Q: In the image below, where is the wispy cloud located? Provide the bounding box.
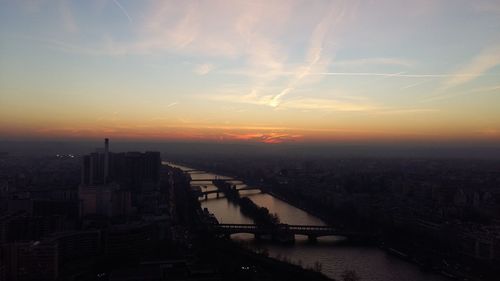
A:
[264,1,348,108]
[36,0,359,111]
[209,87,440,115]
[441,46,500,89]
[374,108,439,115]
[209,90,377,112]
[269,88,293,108]
[334,57,415,67]
[280,97,377,112]
[421,83,500,103]
[222,70,500,79]
[223,132,303,144]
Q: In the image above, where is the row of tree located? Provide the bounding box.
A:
[213,180,280,226]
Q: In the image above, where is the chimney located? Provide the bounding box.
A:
[104,138,109,183]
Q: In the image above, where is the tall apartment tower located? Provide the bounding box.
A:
[104,138,109,184]
[81,138,109,185]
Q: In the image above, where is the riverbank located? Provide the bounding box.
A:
[195,234,335,281]
[168,164,335,281]
[170,162,455,281]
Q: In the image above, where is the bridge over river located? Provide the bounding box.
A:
[191,178,262,199]
[211,223,371,243]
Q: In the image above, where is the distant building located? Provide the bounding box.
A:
[78,183,132,217]
[0,230,101,281]
[7,198,78,218]
[1,241,59,281]
[104,222,157,258]
[0,212,65,243]
[78,139,161,217]
[81,139,161,187]
[49,230,101,268]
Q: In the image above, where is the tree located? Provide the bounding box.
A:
[341,269,360,281]
[313,261,323,272]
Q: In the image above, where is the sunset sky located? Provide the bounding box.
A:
[1,0,500,144]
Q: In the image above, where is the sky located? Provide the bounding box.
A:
[1,0,500,144]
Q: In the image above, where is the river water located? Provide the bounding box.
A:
[168,163,449,281]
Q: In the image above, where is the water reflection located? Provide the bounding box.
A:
[166,163,449,281]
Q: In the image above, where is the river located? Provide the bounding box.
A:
[167,163,450,281]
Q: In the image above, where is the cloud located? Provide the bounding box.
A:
[269,88,293,107]
[373,108,438,115]
[38,0,358,110]
[222,69,500,79]
[270,1,348,107]
[441,46,500,89]
[209,89,275,107]
[223,132,302,144]
[280,97,377,112]
[422,83,500,102]
[210,90,377,112]
[194,63,214,75]
[210,87,440,115]
[167,102,179,108]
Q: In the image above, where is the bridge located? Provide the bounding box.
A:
[211,223,369,242]
[190,178,241,182]
[187,171,208,174]
[190,178,258,199]
[190,178,220,182]
[198,186,262,199]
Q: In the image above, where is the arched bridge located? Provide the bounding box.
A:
[199,186,261,198]
[191,178,262,199]
[211,223,369,242]
[190,178,242,182]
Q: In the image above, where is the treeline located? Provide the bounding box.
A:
[239,197,280,226]
[213,180,280,226]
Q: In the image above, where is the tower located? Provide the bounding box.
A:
[104,138,109,184]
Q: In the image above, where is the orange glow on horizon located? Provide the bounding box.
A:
[2,121,500,144]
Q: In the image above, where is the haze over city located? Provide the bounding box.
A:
[2,2,500,281]
[1,0,500,144]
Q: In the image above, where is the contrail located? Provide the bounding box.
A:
[113,0,132,23]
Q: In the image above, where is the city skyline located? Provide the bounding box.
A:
[1,0,500,144]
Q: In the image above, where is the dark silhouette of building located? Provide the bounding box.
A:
[79,139,161,217]
[0,230,101,281]
[81,139,161,188]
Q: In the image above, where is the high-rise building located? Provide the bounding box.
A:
[0,230,101,281]
[79,139,161,217]
[80,139,161,187]
[1,241,59,281]
[78,183,132,217]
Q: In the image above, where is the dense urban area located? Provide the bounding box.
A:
[1,140,499,281]
[0,140,332,281]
